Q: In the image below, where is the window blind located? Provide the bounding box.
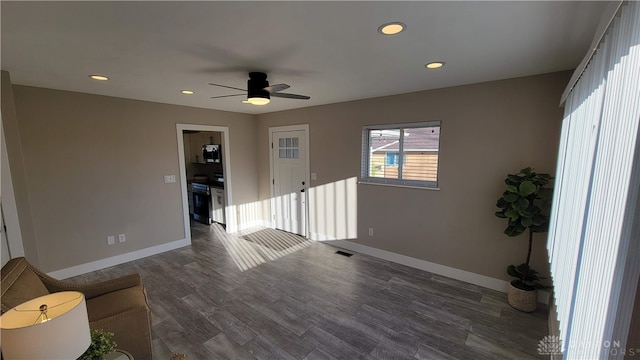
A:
[548,1,640,358]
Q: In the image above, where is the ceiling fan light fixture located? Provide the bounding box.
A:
[246,73,271,105]
[180,90,195,95]
[211,71,309,105]
[246,97,270,106]
[378,22,406,35]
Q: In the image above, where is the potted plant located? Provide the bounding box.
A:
[79,329,117,360]
[495,167,553,312]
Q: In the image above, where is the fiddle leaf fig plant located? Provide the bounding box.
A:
[495,167,553,290]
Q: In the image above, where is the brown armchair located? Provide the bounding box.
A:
[1,257,152,360]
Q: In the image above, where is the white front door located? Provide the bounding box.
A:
[271,127,308,237]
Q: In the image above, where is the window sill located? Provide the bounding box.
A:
[358,180,440,191]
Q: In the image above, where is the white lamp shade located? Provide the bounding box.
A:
[1,291,91,359]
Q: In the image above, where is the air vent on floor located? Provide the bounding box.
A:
[335,250,353,257]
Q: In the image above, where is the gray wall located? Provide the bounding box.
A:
[7,84,258,272]
[257,71,569,281]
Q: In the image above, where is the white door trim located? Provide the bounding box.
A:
[176,124,234,241]
[268,124,310,238]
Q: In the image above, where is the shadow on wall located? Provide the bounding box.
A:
[219,177,358,271]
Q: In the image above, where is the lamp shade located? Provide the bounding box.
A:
[1,291,91,359]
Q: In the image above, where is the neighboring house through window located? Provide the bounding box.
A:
[361,121,441,189]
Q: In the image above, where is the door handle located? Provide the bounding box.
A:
[301,188,305,193]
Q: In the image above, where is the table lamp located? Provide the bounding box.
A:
[0,291,91,359]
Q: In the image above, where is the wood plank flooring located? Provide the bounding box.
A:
[68,222,549,359]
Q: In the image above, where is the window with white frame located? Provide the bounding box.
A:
[361,122,441,188]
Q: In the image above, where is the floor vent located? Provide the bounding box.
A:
[335,250,353,257]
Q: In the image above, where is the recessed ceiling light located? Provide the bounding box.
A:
[378,22,406,35]
[180,90,195,95]
[89,75,109,81]
[425,62,445,69]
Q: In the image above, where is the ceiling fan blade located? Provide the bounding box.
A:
[270,92,310,100]
[264,84,290,93]
[210,93,245,99]
[209,83,247,92]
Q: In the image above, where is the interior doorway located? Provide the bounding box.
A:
[176,124,233,244]
[269,125,310,238]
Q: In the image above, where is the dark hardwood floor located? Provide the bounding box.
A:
[68,222,548,359]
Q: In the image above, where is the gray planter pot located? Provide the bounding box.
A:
[507,280,537,312]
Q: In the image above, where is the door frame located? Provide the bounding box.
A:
[268,124,310,238]
[176,124,234,242]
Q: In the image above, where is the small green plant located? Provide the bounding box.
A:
[495,167,553,291]
[79,329,117,360]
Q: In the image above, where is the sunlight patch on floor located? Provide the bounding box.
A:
[212,225,313,271]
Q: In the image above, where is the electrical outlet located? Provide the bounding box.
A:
[368,228,374,236]
[107,236,115,245]
[118,234,126,243]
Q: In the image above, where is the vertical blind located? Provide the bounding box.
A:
[548,1,640,359]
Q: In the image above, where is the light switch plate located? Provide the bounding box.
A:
[163,175,176,183]
[107,236,115,245]
[118,234,126,243]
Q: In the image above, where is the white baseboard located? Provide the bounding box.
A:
[310,231,338,241]
[47,238,191,279]
[326,238,549,305]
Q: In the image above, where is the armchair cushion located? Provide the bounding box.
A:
[86,284,148,321]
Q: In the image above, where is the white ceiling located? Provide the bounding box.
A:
[1,1,608,115]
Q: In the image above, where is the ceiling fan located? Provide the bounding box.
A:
[209,72,310,106]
